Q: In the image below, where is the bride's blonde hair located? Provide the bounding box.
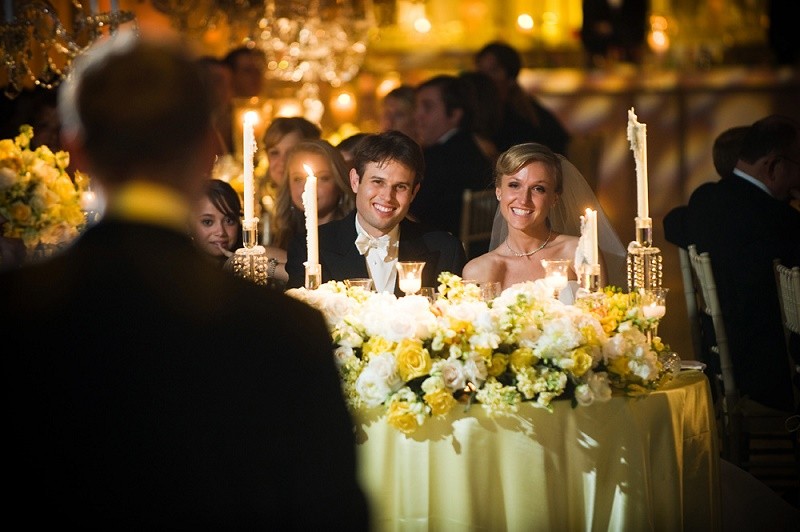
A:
[494,143,563,194]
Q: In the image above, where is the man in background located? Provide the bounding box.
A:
[224,45,266,99]
[685,115,800,412]
[410,75,493,239]
[1,33,368,528]
[475,41,570,156]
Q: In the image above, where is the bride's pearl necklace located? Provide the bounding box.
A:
[505,229,553,257]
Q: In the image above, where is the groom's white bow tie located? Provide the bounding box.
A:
[355,233,390,258]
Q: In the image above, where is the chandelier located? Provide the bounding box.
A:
[1,0,135,98]
[153,0,375,87]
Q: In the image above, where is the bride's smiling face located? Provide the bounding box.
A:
[496,161,559,231]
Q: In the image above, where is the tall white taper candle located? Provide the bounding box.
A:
[627,108,649,219]
[585,208,598,266]
[242,111,257,225]
[302,164,319,265]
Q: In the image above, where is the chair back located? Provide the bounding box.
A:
[688,244,745,463]
[459,189,497,257]
[687,245,738,402]
[678,247,704,361]
[775,261,800,336]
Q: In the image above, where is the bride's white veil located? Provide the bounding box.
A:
[489,154,628,288]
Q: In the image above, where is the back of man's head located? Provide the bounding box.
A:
[712,125,748,178]
[352,130,425,186]
[738,115,799,165]
[59,33,214,188]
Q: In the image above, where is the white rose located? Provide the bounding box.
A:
[440,359,466,391]
[355,365,393,407]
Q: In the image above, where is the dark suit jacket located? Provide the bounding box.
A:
[286,211,466,292]
[0,220,368,529]
[686,176,800,410]
[409,129,493,237]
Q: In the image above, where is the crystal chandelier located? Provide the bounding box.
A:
[153,0,375,121]
[1,0,135,98]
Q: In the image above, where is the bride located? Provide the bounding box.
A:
[463,143,626,295]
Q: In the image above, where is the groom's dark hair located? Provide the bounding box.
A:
[351,130,425,186]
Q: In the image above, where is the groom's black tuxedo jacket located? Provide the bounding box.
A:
[286,211,466,293]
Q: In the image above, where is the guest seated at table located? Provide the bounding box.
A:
[684,114,800,411]
[664,125,749,249]
[190,179,242,266]
[286,130,467,292]
[266,139,355,286]
[0,34,368,528]
[336,132,369,170]
[263,116,321,192]
[464,143,627,294]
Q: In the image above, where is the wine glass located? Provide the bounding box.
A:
[541,259,571,297]
[396,261,425,296]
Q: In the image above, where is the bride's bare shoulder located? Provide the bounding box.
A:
[549,233,579,253]
[463,249,506,280]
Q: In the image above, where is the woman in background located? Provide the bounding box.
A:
[265,139,355,285]
[190,179,242,266]
[263,117,321,190]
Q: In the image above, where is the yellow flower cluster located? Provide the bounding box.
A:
[0,125,87,250]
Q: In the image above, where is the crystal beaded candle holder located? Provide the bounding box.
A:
[224,219,269,286]
[626,243,662,292]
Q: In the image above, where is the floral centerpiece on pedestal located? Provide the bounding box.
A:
[287,273,673,434]
[0,125,88,255]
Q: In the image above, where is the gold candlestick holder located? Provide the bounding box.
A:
[578,263,601,293]
[627,217,662,292]
[225,219,270,286]
[304,263,322,290]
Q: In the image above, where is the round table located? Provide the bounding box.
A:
[355,370,720,531]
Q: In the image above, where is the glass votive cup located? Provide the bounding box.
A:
[541,259,571,294]
[344,278,374,291]
[418,287,437,303]
[396,261,425,296]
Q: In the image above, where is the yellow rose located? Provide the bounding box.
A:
[386,401,419,434]
[509,347,537,371]
[608,356,630,376]
[424,389,456,416]
[362,335,395,360]
[9,202,32,223]
[395,338,432,381]
[570,347,593,377]
[487,353,509,377]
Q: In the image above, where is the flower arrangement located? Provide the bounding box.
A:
[0,125,88,251]
[287,273,674,434]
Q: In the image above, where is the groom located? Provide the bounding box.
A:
[286,131,466,292]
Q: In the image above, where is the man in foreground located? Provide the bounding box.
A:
[0,33,368,528]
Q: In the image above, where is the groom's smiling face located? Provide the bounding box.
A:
[350,160,419,237]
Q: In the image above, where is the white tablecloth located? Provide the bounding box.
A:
[355,370,720,531]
